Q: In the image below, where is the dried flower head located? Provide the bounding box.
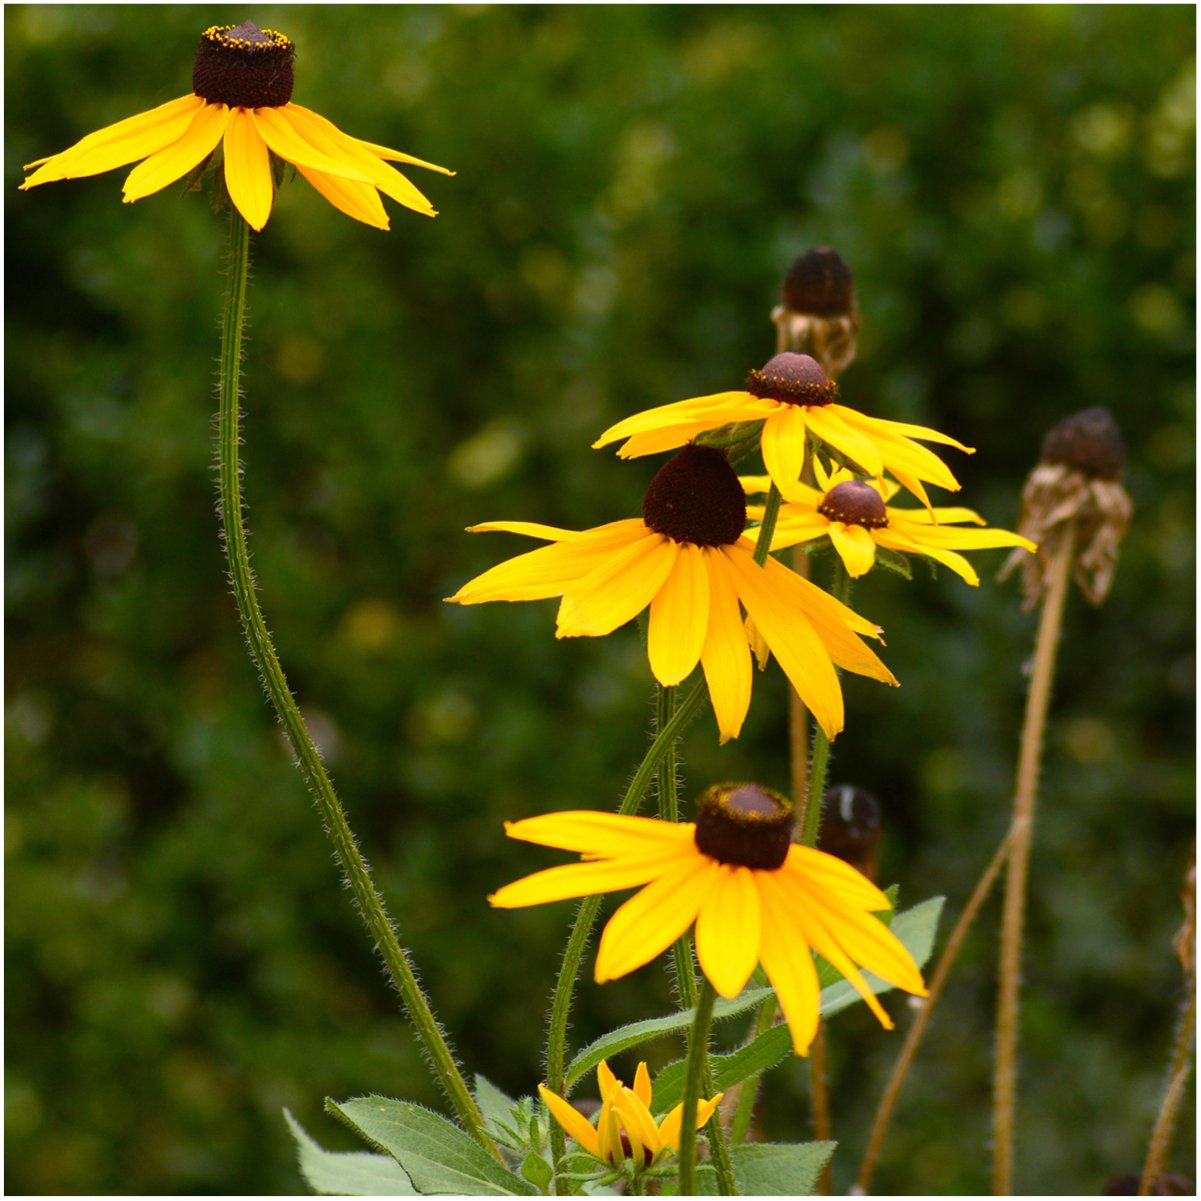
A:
[999,407,1132,608]
[771,246,862,379]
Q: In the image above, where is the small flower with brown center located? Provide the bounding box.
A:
[771,246,862,379]
[20,21,452,231]
[744,462,1035,584]
[594,352,973,513]
[446,444,897,743]
[999,406,1133,608]
[490,787,928,1055]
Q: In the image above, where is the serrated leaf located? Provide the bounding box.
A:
[327,1096,535,1196]
[284,1109,417,1196]
[474,1074,520,1138]
[820,896,944,1019]
[520,1151,553,1189]
[873,545,913,579]
[660,1162,720,1194]
[730,1141,835,1195]
[564,987,776,1090]
[652,1023,794,1112]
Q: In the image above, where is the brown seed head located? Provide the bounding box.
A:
[781,247,856,318]
[694,783,793,871]
[745,352,838,407]
[193,22,295,109]
[642,445,746,547]
[818,481,888,529]
[1039,406,1126,481]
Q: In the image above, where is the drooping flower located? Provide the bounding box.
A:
[539,1060,722,1170]
[20,22,451,231]
[744,463,1037,585]
[446,445,896,742]
[593,352,972,512]
[771,245,861,380]
[490,787,928,1055]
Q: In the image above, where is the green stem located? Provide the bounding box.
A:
[544,677,708,1187]
[216,211,495,1155]
[730,993,778,1143]
[678,980,719,1196]
[752,483,784,568]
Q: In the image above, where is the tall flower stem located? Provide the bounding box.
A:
[1138,984,1196,1195]
[992,521,1077,1194]
[216,211,494,1155]
[678,980,719,1197]
[856,827,1014,1193]
[544,677,708,1184]
[657,685,698,1009]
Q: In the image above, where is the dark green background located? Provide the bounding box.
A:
[6,5,1194,1195]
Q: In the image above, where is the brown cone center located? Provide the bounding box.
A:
[693,783,792,870]
[642,445,746,547]
[1039,406,1126,481]
[193,22,295,109]
[817,480,888,528]
[745,352,838,407]
[782,247,856,317]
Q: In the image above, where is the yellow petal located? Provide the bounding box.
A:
[760,406,811,499]
[759,509,829,553]
[293,164,390,229]
[539,1084,599,1158]
[658,1093,723,1151]
[615,421,744,460]
[633,1062,653,1109]
[785,845,893,912]
[222,108,273,231]
[598,1100,624,1165]
[21,94,205,187]
[872,415,974,453]
[719,544,844,740]
[895,506,986,527]
[489,853,686,909]
[556,534,677,638]
[740,475,772,495]
[805,405,886,478]
[356,136,454,175]
[755,871,821,1055]
[699,549,753,744]
[279,104,438,215]
[248,106,375,183]
[615,1094,662,1162]
[595,855,718,982]
[648,543,710,686]
[694,865,761,998]
[466,519,646,542]
[597,1060,621,1103]
[121,102,230,203]
[447,522,645,604]
[502,810,696,856]
[827,523,879,578]
[593,393,772,450]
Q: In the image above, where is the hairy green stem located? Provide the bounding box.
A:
[678,980,719,1196]
[216,211,494,1154]
[544,677,708,1187]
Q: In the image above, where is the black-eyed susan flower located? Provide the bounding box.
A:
[446,445,897,743]
[20,21,451,231]
[594,352,973,512]
[745,463,1037,585]
[490,786,928,1055]
[539,1060,721,1170]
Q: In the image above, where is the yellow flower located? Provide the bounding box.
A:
[19,22,451,231]
[445,445,896,743]
[538,1060,722,1169]
[745,463,1037,585]
[491,787,928,1056]
[594,351,972,512]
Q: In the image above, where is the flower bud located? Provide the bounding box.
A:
[771,247,861,380]
[815,784,882,880]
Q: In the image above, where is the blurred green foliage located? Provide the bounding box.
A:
[5,5,1194,1195]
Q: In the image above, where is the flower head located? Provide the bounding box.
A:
[593,352,973,512]
[745,462,1036,585]
[538,1060,721,1170]
[999,406,1133,609]
[446,445,897,742]
[20,21,452,231]
[490,787,928,1055]
[772,246,861,379]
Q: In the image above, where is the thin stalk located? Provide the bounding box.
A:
[729,992,778,1144]
[544,677,708,1185]
[678,980,719,1196]
[992,522,1077,1195]
[809,1025,832,1194]
[215,212,495,1153]
[856,827,1014,1193]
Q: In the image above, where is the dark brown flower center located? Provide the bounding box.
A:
[745,352,838,407]
[817,480,888,528]
[781,246,856,317]
[642,445,746,547]
[694,783,792,871]
[1039,406,1126,481]
[193,22,295,109]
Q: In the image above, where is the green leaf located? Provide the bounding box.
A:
[730,1141,836,1195]
[872,545,913,579]
[652,1023,794,1112]
[660,1163,720,1194]
[326,1096,536,1196]
[520,1151,553,1190]
[284,1109,417,1196]
[473,1074,520,1138]
[820,896,944,1019]
[564,987,775,1090]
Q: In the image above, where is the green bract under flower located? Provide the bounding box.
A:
[20,20,453,231]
